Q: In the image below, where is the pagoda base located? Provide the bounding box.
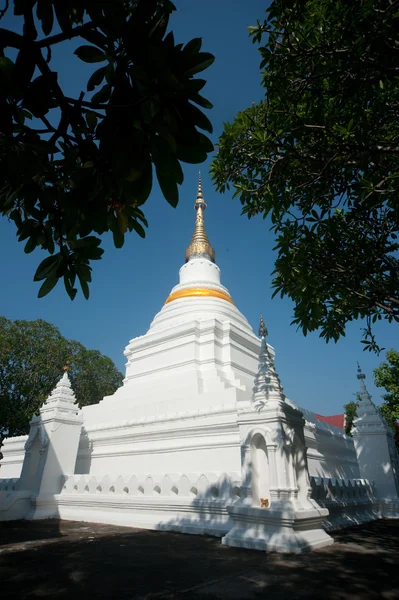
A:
[222,504,333,553]
[379,498,399,519]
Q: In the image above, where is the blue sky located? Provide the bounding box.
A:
[0,0,397,415]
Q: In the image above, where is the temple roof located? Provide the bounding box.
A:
[315,414,345,429]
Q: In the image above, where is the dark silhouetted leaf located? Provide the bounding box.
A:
[37,0,54,36]
[38,275,58,298]
[74,46,106,64]
[87,66,107,91]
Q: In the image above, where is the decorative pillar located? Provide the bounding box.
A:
[222,315,333,552]
[352,364,399,517]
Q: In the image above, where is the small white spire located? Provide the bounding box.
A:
[357,362,368,395]
[252,314,285,411]
[39,368,79,418]
[45,371,75,404]
[354,363,387,433]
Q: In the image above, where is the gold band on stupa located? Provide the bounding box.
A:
[165,176,234,306]
[185,176,216,263]
[165,288,234,305]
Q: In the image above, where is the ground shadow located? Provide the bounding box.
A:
[0,519,63,547]
[0,519,398,600]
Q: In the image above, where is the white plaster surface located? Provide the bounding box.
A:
[1,231,399,550]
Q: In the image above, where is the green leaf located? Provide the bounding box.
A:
[177,133,213,163]
[72,236,102,249]
[76,263,92,282]
[117,210,128,234]
[185,53,215,76]
[22,75,53,117]
[197,132,214,153]
[74,46,107,64]
[190,92,213,110]
[54,3,71,32]
[131,219,146,238]
[0,57,14,82]
[77,274,90,300]
[34,254,62,281]
[186,103,213,133]
[156,169,178,207]
[112,228,125,248]
[184,38,202,55]
[92,83,111,103]
[187,78,207,92]
[24,237,37,254]
[64,274,78,301]
[87,66,107,92]
[38,275,58,298]
[124,160,153,205]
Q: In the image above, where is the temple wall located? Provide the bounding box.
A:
[73,406,360,482]
[75,410,242,476]
[1,412,396,534]
[52,471,241,535]
[305,426,360,479]
[0,436,28,478]
[0,410,361,484]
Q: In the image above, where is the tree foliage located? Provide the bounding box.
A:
[0,0,214,299]
[344,398,358,436]
[212,0,399,351]
[0,316,123,437]
[374,349,399,444]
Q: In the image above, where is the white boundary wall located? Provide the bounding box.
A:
[0,412,363,486]
[0,436,27,478]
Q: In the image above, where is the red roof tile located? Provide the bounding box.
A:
[315,414,345,429]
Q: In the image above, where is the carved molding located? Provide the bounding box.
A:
[24,425,49,452]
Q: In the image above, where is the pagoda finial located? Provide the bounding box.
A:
[185,175,216,263]
[357,362,366,380]
[356,362,369,395]
[259,313,268,338]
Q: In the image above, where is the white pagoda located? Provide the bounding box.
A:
[1,178,398,552]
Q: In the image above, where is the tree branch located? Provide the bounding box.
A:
[0,0,9,22]
[64,96,107,111]
[23,3,37,41]
[36,22,95,48]
[0,28,24,49]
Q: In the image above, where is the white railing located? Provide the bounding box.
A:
[310,476,375,504]
[310,476,377,530]
[0,478,20,493]
[60,472,242,501]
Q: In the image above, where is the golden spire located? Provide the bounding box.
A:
[185,174,216,263]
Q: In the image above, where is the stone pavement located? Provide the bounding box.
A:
[1,519,398,599]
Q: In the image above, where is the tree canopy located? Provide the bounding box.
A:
[0,0,214,299]
[212,0,399,351]
[374,349,399,443]
[0,316,123,437]
[343,399,358,437]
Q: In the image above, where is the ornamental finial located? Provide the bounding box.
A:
[185,174,216,263]
[258,313,268,338]
[357,362,366,380]
[63,361,72,372]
